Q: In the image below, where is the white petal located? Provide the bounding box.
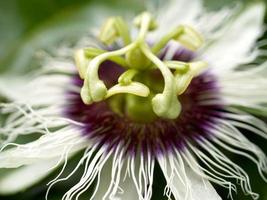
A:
[0,127,88,168]
[0,158,58,195]
[0,73,76,145]
[158,155,221,200]
[202,3,265,72]
[219,61,267,113]
[1,73,70,104]
[149,0,202,41]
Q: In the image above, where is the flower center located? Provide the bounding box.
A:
[74,12,206,123]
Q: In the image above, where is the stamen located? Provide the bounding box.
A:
[152,25,204,54]
[74,12,206,121]
[99,17,131,45]
[133,12,157,32]
[175,61,208,95]
[175,25,204,51]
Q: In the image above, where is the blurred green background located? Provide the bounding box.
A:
[0,0,267,199]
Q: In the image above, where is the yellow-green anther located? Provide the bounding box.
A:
[80,79,93,104]
[164,61,190,73]
[87,43,136,101]
[174,25,204,51]
[188,61,208,75]
[118,69,138,85]
[74,49,90,79]
[99,17,131,45]
[141,43,180,119]
[99,18,118,45]
[134,12,157,31]
[106,82,150,98]
[115,17,131,45]
[135,12,156,41]
[175,61,208,95]
[152,25,203,54]
[152,26,184,54]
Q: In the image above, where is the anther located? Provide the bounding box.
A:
[175,61,208,95]
[152,25,203,54]
[175,25,204,51]
[99,17,131,45]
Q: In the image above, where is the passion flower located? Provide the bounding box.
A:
[0,1,266,200]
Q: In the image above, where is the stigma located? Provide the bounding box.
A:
[74,12,207,121]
